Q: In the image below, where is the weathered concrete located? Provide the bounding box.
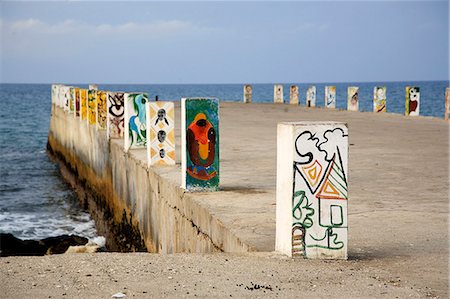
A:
[48,101,448,296]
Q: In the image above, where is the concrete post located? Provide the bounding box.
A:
[96,91,107,129]
[325,86,336,108]
[51,84,58,106]
[276,122,348,259]
[106,91,125,138]
[80,89,88,121]
[274,85,284,104]
[243,85,252,103]
[73,88,80,118]
[69,87,75,114]
[347,87,359,111]
[405,87,420,116]
[374,86,387,112]
[58,85,65,108]
[87,90,97,125]
[446,88,450,121]
[306,86,316,107]
[63,86,71,112]
[124,92,148,151]
[181,98,220,191]
[146,101,175,166]
[290,85,299,105]
[89,84,98,90]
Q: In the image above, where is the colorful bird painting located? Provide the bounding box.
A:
[186,113,217,181]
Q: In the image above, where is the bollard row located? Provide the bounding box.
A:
[242,84,450,118]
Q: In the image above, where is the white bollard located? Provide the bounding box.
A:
[276,122,348,259]
[274,84,284,104]
[290,85,299,105]
[243,85,252,103]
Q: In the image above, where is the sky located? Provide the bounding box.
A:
[0,1,449,84]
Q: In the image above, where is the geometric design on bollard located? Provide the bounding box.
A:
[446,88,450,121]
[181,98,220,192]
[373,86,386,113]
[306,86,316,107]
[347,86,359,111]
[80,89,88,121]
[276,122,348,259]
[290,85,299,105]
[274,84,284,104]
[87,89,97,125]
[243,85,252,103]
[146,101,175,167]
[405,86,420,116]
[124,92,148,151]
[325,86,336,109]
[107,91,125,139]
[96,90,107,130]
[73,87,80,118]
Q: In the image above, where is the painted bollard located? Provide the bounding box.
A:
[405,87,420,116]
[80,89,88,121]
[96,90,107,129]
[146,102,175,166]
[69,87,75,114]
[73,87,80,118]
[124,93,148,151]
[290,85,299,105]
[63,86,71,112]
[374,86,386,112]
[306,86,316,107]
[276,122,348,259]
[87,89,97,125]
[181,98,219,191]
[325,86,336,108]
[106,91,125,138]
[274,84,284,104]
[51,84,59,106]
[243,85,252,103]
[57,85,64,108]
[446,88,450,121]
[89,84,98,90]
[347,87,359,111]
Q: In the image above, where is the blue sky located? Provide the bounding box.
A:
[1,1,448,84]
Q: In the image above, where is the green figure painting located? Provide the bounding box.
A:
[182,98,219,192]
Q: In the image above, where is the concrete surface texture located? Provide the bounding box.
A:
[44,101,448,297]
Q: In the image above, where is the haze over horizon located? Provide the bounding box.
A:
[1,1,449,84]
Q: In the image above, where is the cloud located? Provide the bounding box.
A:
[3,18,213,39]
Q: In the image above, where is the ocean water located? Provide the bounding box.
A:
[0,81,448,240]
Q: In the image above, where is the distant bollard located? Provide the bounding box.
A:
[276,122,348,259]
[80,89,88,121]
[58,85,65,108]
[106,91,125,138]
[405,87,420,116]
[69,87,75,114]
[306,86,316,107]
[96,91,107,130]
[290,85,299,105]
[243,84,252,103]
[325,86,336,109]
[51,84,58,106]
[274,84,284,104]
[124,92,148,151]
[63,86,71,112]
[181,98,220,192]
[347,87,359,111]
[73,88,80,118]
[446,88,450,121]
[373,86,387,112]
[146,102,175,167]
[87,89,97,125]
[89,84,98,90]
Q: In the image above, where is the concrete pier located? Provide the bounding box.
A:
[47,101,448,294]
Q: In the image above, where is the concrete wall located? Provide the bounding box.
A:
[48,105,250,253]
